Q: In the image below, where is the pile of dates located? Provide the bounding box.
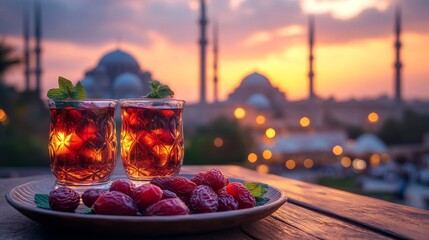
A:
[47,169,257,216]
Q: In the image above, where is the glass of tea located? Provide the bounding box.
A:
[48,99,118,186]
[119,98,185,180]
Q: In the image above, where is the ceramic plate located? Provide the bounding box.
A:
[6,174,287,236]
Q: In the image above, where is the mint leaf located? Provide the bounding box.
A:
[145,80,174,98]
[243,182,268,198]
[47,88,66,100]
[58,77,74,93]
[79,208,94,214]
[243,182,270,206]
[150,80,161,91]
[47,76,87,100]
[34,193,51,210]
[157,85,174,98]
[72,81,86,99]
[146,91,159,98]
[255,196,270,206]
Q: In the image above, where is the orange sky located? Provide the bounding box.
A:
[2,0,428,103]
[5,31,428,103]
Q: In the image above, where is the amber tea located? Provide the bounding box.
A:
[48,100,117,185]
[120,99,184,180]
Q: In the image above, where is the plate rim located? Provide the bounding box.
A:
[5,175,288,222]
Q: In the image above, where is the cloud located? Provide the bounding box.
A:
[276,25,304,37]
[229,0,246,10]
[300,0,391,20]
[1,0,428,103]
[2,0,426,67]
[0,0,198,47]
[188,0,199,11]
[1,0,428,53]
[243,25,304,47]
[244,31,271,46]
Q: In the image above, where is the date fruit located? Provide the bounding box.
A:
[93,191,138,216]
[190,169,229,191]
[133,184,163,212]
[144,198,189,216]
[48,187,80,212]
[217,192,239,211]
[161,190,178,199]
[109,179,135,197]
[189,185,219,213]
[150,176,196,203]
[226,182,256,209]
[82,189,107,207]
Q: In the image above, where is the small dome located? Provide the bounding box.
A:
[98,49,140,68]
[240,72,272,88]
[351,134,388,154]
[246,93,271,108]
[113,72,144,98]
[113,73,143,89]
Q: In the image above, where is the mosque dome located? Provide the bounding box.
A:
[94,64,106,73]
[351,134,388,154]
[113,72,144,98]
[246,93,271,108]
[80,76,96,96]
[240,72,272,89]
[98,49,140,69]
[113,72,144,89]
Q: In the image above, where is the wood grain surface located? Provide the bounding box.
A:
[1,165,428,239]
[186,166,429,240]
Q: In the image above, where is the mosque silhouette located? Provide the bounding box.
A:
[80,49,153,99]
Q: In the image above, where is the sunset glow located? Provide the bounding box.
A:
[301,0,390,20]
[1,0,428,103]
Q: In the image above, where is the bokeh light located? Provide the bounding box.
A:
[381,153,390,162]
[256,115,266,125]
[352,159,367,170]
[341,156,352,168]
[370,154,381,166]
[262,149,272,160]
[257,164,269,174]
[0,109,7,123]
[234,107,246,119]
[368,112,379,123]
[332,145,343,156]
[285,159,296,170]
[247,153,257,163]
[213,137,223,147]
[303,159,314,168]
[300,116,310,127]
[265,128,276,138]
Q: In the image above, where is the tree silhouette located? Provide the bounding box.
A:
[185,117,254,165]
[378,110,429,145]
[0,39,21,84]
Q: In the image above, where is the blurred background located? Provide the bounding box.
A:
[1,0,429,209]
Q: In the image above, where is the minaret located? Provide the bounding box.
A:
[213,22,219,103]
[198,0,208,104]
[23,2,30,92]
[34,0,42,95]
[394,5,402,104]
[308,15,315,101]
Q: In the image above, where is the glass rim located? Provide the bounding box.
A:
[119,98,185,104]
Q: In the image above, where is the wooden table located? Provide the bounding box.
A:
[1,166,429,239]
